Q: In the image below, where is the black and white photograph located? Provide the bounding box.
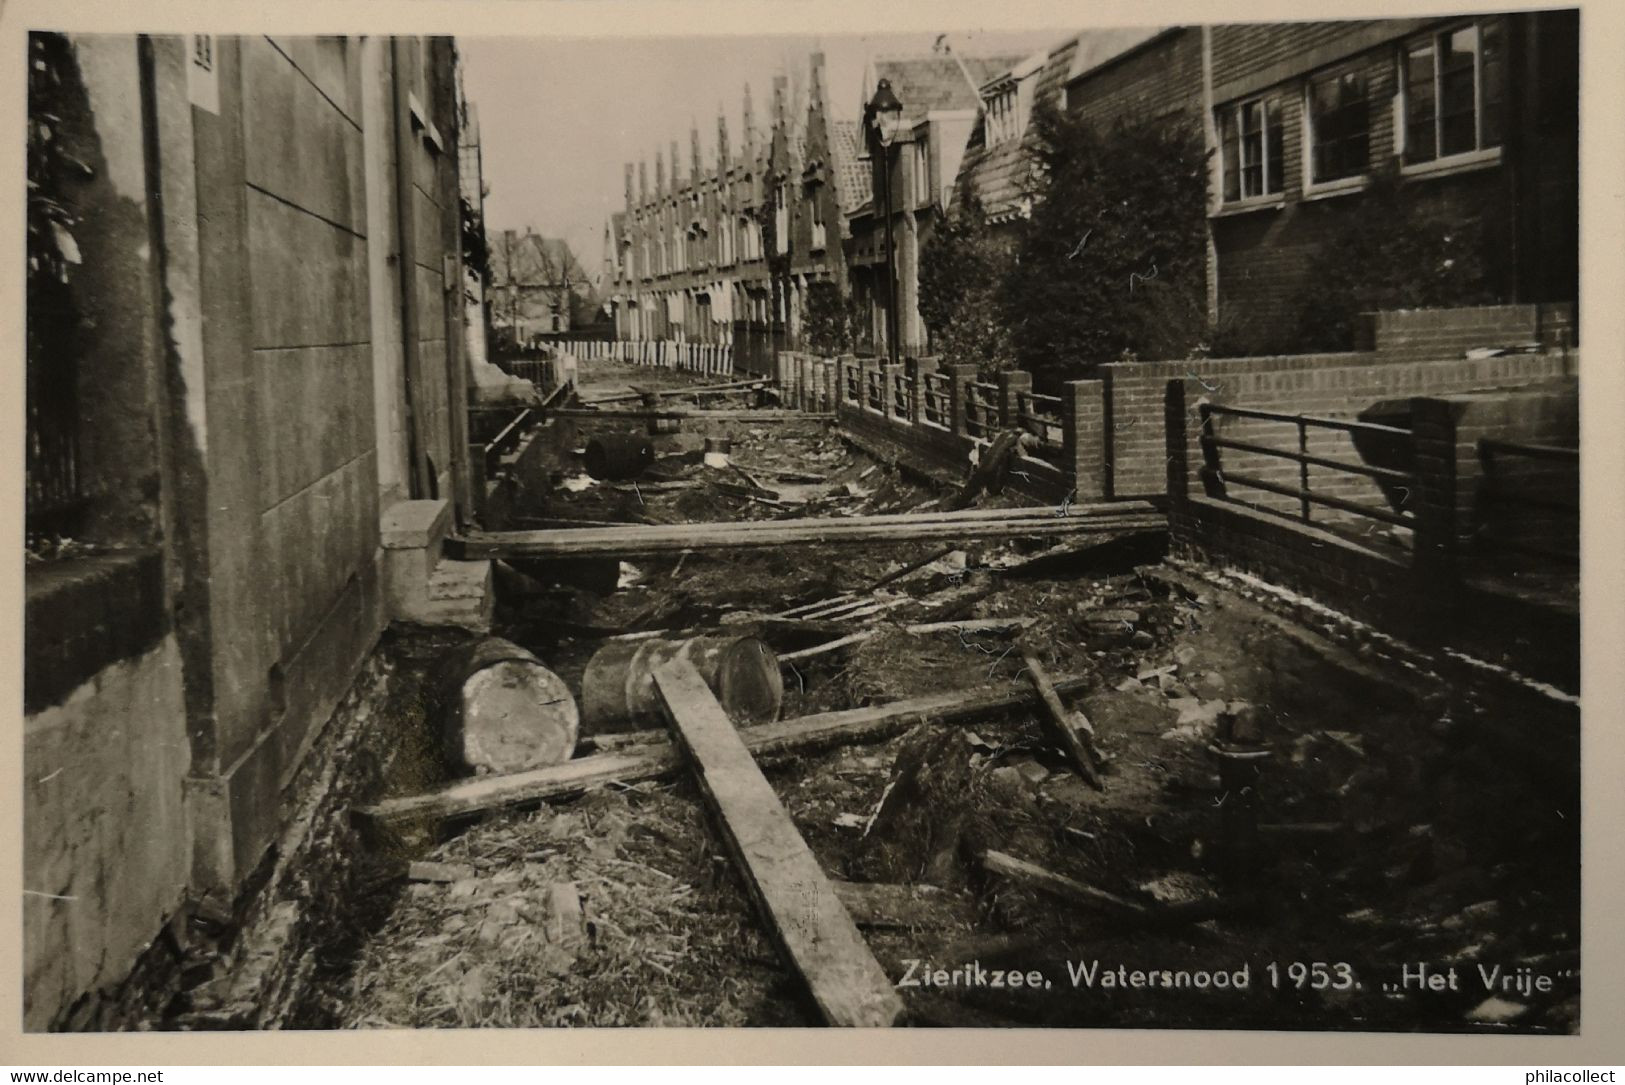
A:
[12,0,1610,1056]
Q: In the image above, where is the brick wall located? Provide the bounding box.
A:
[1363,303,1575,359]
[1067,29,1203,126]
[1107,325,1576,498]
[1165,376,1578,688]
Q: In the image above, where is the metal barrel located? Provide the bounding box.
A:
[579,635,784,734]
[583,432,656,480]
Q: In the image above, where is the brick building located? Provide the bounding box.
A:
[604,86,779,370]
[779,53,867,352]
[954,28,1175,233]
[1206,12,1579,346]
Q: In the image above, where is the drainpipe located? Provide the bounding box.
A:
[391,36,432,499]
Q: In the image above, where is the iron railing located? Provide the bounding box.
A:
[965,381,999,439]
[891,370,912,420]
[921,372,950,429]
[1476,438,1579,566]
[1198,403,1414,533]
[1017,390,1064,448]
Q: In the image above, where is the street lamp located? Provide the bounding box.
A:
[867,78,904,366]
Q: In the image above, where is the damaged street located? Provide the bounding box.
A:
[257,359,1579,1033]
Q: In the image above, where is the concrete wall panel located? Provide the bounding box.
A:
[24,636,191,1031]
[246,189,369,349]
[252,344,375,508]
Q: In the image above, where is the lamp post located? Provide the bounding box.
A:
[867,78,904,367]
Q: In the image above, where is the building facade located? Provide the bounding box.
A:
[24,32,474,1029]
[1205,13,1579,344]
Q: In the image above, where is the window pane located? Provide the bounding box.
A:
[1405,44,1438,163]
[1265,98,1284,194]
[1220,109,1240,202]
[1310,70,1369,182]
[1438,25,1478,156]
[1480,18,1505,147]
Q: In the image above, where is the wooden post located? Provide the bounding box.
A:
[1019,650,1102,789]
[653,658,904,1027]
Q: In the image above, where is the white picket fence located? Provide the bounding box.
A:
[570,339,734,377]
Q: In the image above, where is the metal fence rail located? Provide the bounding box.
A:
[1477,438,1579,565]
[1198,402,1414,531]
[921,372,950,430]
[891,370,912,420]
[1017,390,1064,448]
[965,381,999,439]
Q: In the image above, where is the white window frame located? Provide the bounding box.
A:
[1302,65,1372,198]
[1216,93,1286,208]
[810,185,827,251]
[774,184,790,255]
[911,138,931,208]
[1397,18,1506,178]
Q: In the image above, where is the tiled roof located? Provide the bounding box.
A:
[829,120,869,217]
[953,29,1169,223]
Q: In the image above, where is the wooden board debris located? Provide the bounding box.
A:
[1019,650,1104,790]
[359,675,1091,825]
[452,502,1164,559]
[653,657,905,1027]
[980,849,1148,919]
[780,616,1038,663]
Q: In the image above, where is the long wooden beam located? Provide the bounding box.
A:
[545,408,832,422]
[653,657,904,1027]
[357,675,1091,825]
[452,508,1164,560]
[580,378,767,405]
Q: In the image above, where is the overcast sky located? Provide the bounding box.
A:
[459,29,1074,279]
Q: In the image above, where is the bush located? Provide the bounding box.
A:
[802,280,860,355]
[1003,103,1210,384]
[918,194,1015,374]
[1289,165,1500,351]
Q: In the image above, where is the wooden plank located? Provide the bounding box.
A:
[453,511,1164,559]
[653,658,904,1027]
[359,674,1092,825]
[581,378,767,405]
[546,408,831,422]
[980,850,1148,918]
[1020,651,1103,790]
[780,617,1038,663]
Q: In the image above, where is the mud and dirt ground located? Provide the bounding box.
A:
[300,359,1580,1033]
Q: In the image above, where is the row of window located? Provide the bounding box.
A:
[1218,18,1506,204]
[631,213,764,278]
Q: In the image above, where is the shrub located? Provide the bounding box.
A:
[917,193,1015,374]
[1003,103,1210,384]
[1289,164,1500,351]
